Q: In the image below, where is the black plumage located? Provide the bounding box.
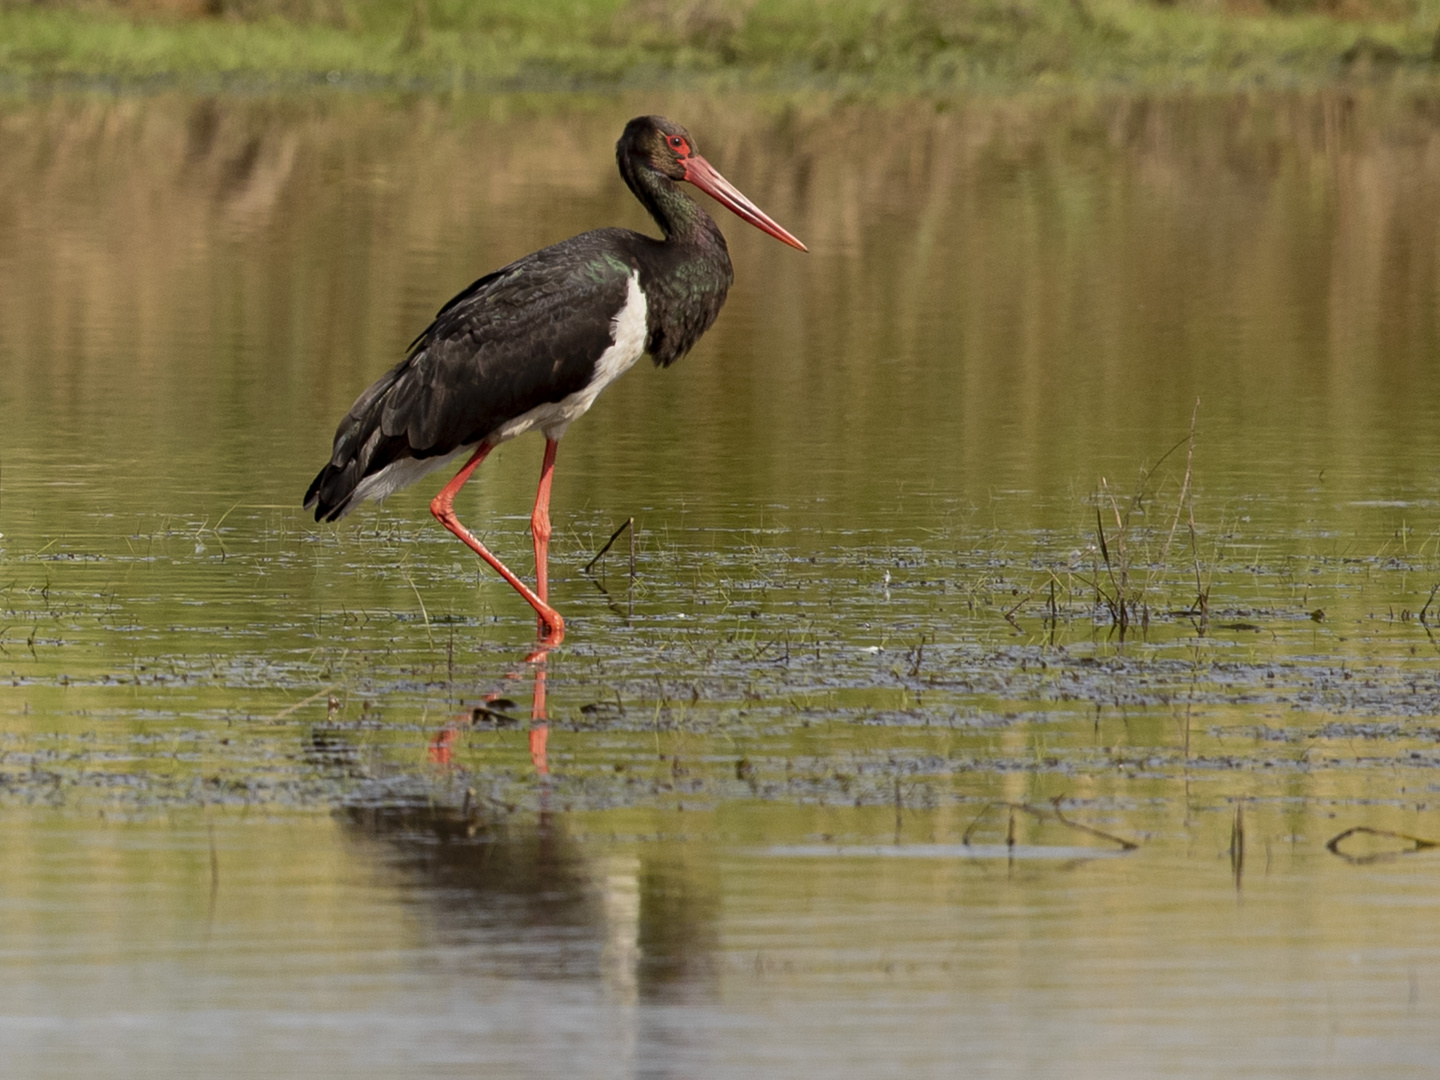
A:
[305,239,633,522]
[303,115,805,646]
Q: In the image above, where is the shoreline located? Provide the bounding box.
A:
[1,2,1438,98]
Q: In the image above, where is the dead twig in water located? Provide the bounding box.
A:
[962,801,999,845]
[962,799,1138,851]
[1045,799,1140,851]
[584,516,637,620]
[208,818,220,907]
[584,516,635,574]
[1326,826,1439,865]
[1229,801,1244,890]
[1419,582,1440,627]
[894,778,904,843]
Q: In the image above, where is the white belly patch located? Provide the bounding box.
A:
[346,269,648,514]
[494,269,649,444]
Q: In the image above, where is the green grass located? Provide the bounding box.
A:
[1,0,1438,91]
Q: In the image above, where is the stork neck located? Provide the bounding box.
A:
[628,169,724,249]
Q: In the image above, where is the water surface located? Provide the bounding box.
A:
[2,89,1440,1076]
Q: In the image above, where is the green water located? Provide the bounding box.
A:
[2,89,1440,1076]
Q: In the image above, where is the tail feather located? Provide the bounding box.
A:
[304,425,418,523]
[304,366,414,521]
[304,461,362,523]
[305,458,366,523]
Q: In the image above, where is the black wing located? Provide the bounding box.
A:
[305,232,640,522]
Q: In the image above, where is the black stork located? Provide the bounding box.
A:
[304,116,806,650]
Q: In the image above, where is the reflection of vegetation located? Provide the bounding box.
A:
[962,798,1140,850]
[1326,824,1439,864]
[1,0,1438,87]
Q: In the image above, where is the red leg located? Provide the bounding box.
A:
[531,438,559,636]
[430,443,565,647]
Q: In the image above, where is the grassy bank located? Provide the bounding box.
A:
[1,0,1439,92]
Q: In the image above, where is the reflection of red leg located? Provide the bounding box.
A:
[430,443,564,646]
[529,663,549,775]
[429,725,458,766]
[531,439,559,637]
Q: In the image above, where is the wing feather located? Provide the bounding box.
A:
[305,232,639,521]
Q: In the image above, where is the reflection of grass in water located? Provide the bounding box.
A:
[1,0,1437,88]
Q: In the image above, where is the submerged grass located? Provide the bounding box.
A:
[2,0,1440,91]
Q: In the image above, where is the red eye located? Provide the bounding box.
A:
[668,135,689,155]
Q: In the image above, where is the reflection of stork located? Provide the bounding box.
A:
[343,802,599,940]
[306,116,806,651]
[319,709,724,1069]
[339,800,720,1008]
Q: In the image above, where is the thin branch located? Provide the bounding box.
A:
[584,516,634,574]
